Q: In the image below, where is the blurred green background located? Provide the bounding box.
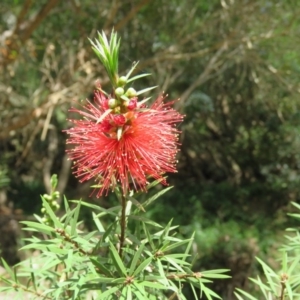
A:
[1,0,300,298]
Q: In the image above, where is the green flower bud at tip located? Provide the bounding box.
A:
[108,98,118,108]
[126,87,137,98]
[115,87,124,96]
[117,76,127,86]
[43,195,51,201]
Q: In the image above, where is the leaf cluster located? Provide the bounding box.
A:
[234,202,300,299]
[0,178,229,299]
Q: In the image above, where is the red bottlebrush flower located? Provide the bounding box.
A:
[127,97,137,110]
[99,119,113,132]
[94,90,109,110]
[65,92,183,197]
[113,114,126,126]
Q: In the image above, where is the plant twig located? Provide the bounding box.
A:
[11,283,52,300]
[280,273,288,300]
[55,228,89,256]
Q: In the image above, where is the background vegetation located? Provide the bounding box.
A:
[0,0,300,298]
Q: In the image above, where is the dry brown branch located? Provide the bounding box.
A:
[0,108,41,140]
[0,70,95,141]
[18,0,60,42]
[14,0,33,31]
[0,0,59,67]
[103,0,121,30]
[178,42,228,108]
[160,69,184,93]
[113,0,152,31]
[15,120,43,167]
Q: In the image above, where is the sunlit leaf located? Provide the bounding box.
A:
[109,242,127,276]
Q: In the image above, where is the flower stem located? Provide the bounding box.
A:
[119,193,127,257]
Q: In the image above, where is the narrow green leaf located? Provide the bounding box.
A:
[291,201,300,210]
[83,277,117,285]
[144,275,165,281]
[20,221,54,235]
[123,285,132,299]
[287,253,300,275]
[201,269,230,279]
[127,73,151,83]
[63,202,76,231]
[136,177,167,193]
[255,257,278,293]
[163,256,190,269]
[109,242,127,276]
[120,285,128,298]
[166,253,190,260]
[140,281,167,290]
[71,201,81,236]
[63,196,70,212]
[249,277,270,297]
[200,282,214,300]
[129,215,162,228]
[162,239,192,252]
[129,242,146,275]
[50,174,58,189]
[142,223,155,250]
[1,258,14,279]
[234,292,246,300]
[74,200,120,216]
[136,86,158,96]
[65,249,74,272]
[153,226,179,238]
[133,256,153,277]
[190,283,199,300]
[99,286,120,299]
[102,220,117,242]
[143,186,173,208]
[183,232,195,262]
[132,282,148,299]
[201,273,230,279]
[137,97,152,107]
[159,219,173,245]
[90,257,112,277]
[281,251,288,273]
[128,196,145,212]
[165,257,185,273]
[40,196,62,228]
[235,288,259,300]
[92,212,105,233]
[125,61,139,79]
[0,286,14,292]
[13,267,18,284]
[286,282,293,300]
[156,259,169,286]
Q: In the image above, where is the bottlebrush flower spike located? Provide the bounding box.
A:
[65,31,184,196]
[66,93,183,197]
